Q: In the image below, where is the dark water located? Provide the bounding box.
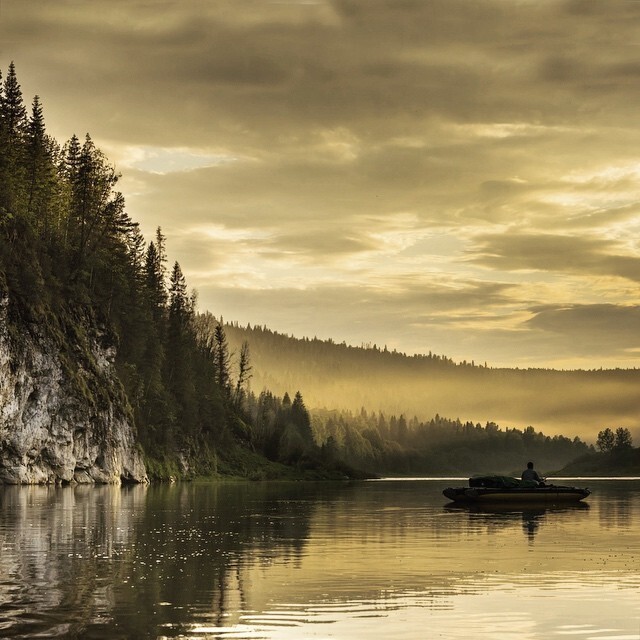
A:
[0,478,639,639]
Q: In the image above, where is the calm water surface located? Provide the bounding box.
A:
[0,478,639,639]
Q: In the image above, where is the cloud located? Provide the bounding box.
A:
[117,146,240,174]
[3,0,640,369]
[471,233,640,282]
[526,303,640,357]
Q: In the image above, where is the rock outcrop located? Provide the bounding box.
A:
[0,293,148,484]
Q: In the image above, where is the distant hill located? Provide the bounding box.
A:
[215,317,640,444]
[557,448,640,476]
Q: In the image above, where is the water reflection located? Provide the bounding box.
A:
[445,502,590,542]
[0,480,638,639]
[0,482,349,638]
[0,484,147,637]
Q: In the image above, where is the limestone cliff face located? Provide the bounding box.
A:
[0,294,148,484]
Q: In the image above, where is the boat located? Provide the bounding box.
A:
[443,475,590,504]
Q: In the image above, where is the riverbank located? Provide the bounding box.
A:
[143,444,376,483]
[555,447,640,477]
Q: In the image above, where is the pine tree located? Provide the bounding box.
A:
[62,134,81,180]
[291,391,314,445]
[0,67,7,221]
[168,261,188,320]
[63,133,127,278]
[144,241,167,318]
[0,62,28,216]
[139,239,169,440]
[125,224,146,283]
[234,341,252,408]
[154,226,168,288]
[165,261,198,439]
[26,95,58,234]
[213,322,231,397]
[0,62,27,147]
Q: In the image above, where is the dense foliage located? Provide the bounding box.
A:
[306,409,593,475]
[197,316,596,475]
[596,427,633,453]
[560,429,640,477]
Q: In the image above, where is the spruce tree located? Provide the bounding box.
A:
[234,341,252,408]
[0,62,27,147]
[26,95,58,234]
[213,322,231,397]
[154,226,168,290]
[168,261,188,320]
[0,62,28,216]
[144,241,167,318]
[62,134,81,180]
[291,391,314,445]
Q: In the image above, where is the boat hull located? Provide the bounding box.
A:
[443,486,590,504]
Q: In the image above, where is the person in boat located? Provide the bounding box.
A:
[521,461,545,486]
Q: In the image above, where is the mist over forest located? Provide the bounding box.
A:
[220,318,640,445]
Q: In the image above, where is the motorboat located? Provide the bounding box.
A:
[443,475,590,504]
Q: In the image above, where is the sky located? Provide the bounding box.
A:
[2,0,640,369]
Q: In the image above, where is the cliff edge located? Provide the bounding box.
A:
[0,291,148,484]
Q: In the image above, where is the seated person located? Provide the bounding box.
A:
[521,461,545,486]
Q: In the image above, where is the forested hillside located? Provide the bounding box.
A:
[0,63,327,481]
[310,409,592,476]
[219,319,640,443]
[198,315,596,475]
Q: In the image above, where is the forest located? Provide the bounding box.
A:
[0,63,322,480]
[220,320,640,443]
[199,314,595,475]
[0,63,610,479]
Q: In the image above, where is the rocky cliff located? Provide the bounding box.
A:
[0,292,148,485]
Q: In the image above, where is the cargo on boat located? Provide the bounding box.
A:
[443,475,590,504]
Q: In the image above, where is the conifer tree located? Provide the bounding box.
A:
[0,62,28,216]
[168,261,189,320]
[62,134,81,180]
[63,133,127,278]
[0,62,27,147]
[165,261,198,438]
[213,321,231,397]
[125,224,146,283]
[291,391,314,445]
[0,68,7,220]
[144,241,167,318]
[154,226,168,289]
[233,341,252,408]
[26,95,59,234]
[140,239,168,437]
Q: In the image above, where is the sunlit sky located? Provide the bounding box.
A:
[3,0,640,369]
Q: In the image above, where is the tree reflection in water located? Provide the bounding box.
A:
[0,481,349,639]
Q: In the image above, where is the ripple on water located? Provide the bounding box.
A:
[1,480,640,639]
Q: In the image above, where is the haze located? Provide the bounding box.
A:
[2,0,640,369]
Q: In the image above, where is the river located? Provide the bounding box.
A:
[0,478,638,639]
